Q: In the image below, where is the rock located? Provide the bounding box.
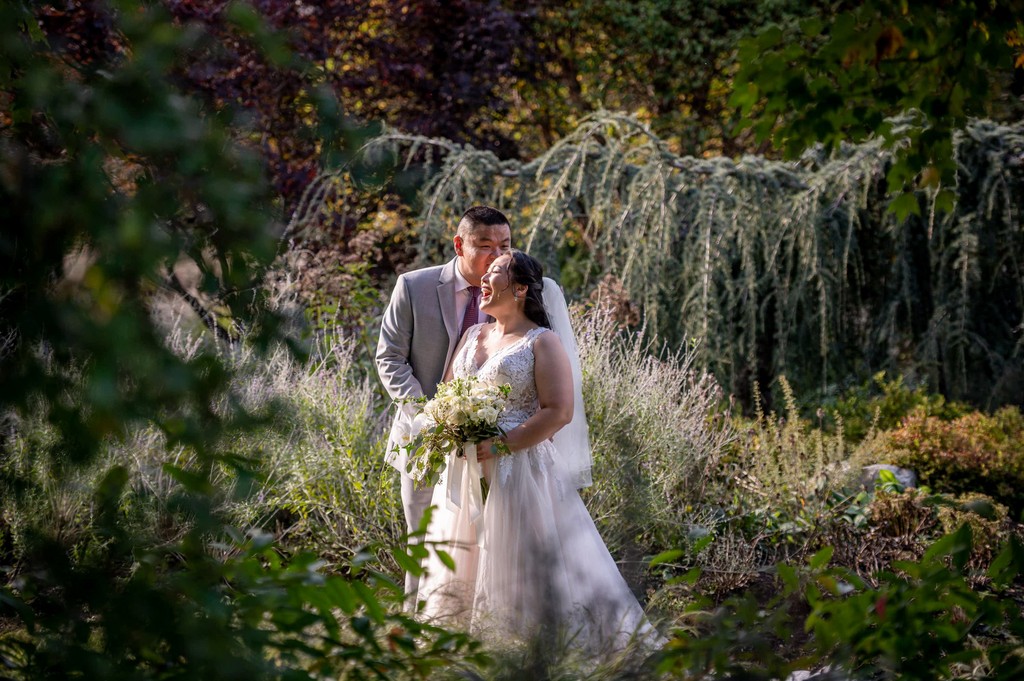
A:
[861,464,917,490]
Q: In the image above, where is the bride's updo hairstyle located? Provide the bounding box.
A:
[506,250,551,328]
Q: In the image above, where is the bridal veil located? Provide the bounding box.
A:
[541,278,593,489]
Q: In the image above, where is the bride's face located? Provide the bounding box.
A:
[480,254,521,312]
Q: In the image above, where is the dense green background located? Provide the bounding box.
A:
[3,1,1024,679]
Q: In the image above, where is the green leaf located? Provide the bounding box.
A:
[692,534,714,553]
[352,581,386,624]
[933,188,957,214]
[809,546,834,570]
[391,548,424,577]
[322,578,358,614]
[667,567,702,586]
[408,542,430,562]
[20,6,46,43]
[756,25,785,50]
[161,463,214,495]
[888,191,921,221]
[650,549,685,566]
[435,549,457,572]
[924,525,973,571]
[224,1,262,33]
[801,17,823,38]
[729,81,759,113]
[350,615,374,640]
[987,536,1024,588]
[0,587,35,631]
[777,564,799,595]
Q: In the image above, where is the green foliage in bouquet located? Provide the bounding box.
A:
[887,406,1024,519]
[398,377,511,487]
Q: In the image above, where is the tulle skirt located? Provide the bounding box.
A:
[416,439,660,652]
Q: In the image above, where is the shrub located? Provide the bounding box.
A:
[887,406,1024,519]
[803,528,1024,681]
[575,305,733,576]
[0,506,488,681]
[715,377,866,566]
[231,335,404,566]
[832,487,1018,585]
[818,372,972,443]
[658,530,1024,680]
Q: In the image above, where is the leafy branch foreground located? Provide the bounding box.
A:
[662,526,1024,681]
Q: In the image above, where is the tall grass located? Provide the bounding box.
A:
[1,296,403,570]
[154,298,405,565]
[234,336,403,565]
[575,305,734,587]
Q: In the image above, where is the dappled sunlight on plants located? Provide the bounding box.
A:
[887,407,1024,519]
[0,313,489,679]
[713,376,867,573]
[574,303,734,583]
[356,114,1024,410]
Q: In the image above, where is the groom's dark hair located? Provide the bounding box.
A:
[507,250,551,328]
[457,206,509,236]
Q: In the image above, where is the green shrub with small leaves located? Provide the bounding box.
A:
[658,530,1024,680]
[0,496,488,681]
[818,372,972,443]
[887,406,1024,519]
[802,527,1024,681]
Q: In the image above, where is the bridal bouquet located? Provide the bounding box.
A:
[399,376,512,486]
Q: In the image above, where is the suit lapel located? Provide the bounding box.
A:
[438,258,459,365]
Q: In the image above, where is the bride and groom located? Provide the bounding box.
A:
[376,206,660,650]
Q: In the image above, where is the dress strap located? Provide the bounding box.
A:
[525,326,549,346]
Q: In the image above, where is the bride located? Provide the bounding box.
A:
[415,250,661,652]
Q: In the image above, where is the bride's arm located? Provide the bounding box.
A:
[489,331,573,455]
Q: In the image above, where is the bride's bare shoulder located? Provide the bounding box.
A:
[531,328,565,353]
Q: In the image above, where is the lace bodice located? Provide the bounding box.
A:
[452,325,549,429]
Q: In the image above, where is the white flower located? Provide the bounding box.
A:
[399,376,511,487]
[476,405,499,424]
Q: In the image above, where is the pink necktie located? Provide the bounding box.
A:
[460,286,480,337]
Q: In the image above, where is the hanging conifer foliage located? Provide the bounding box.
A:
[295,113,1024,409]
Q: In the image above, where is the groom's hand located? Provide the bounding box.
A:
[476,438,499,462]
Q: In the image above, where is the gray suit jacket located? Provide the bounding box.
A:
[376,258,463,471]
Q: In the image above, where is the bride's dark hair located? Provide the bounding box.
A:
[506,250,550,328]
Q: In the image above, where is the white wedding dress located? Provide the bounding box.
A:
[416,325,660,652]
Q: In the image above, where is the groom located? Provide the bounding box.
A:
[376,205,512,600]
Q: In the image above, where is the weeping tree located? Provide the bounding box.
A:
[292,112,1024,410]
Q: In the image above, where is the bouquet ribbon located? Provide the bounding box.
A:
[445,441,486,544]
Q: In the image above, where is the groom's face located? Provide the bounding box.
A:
[454,223,512,286]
